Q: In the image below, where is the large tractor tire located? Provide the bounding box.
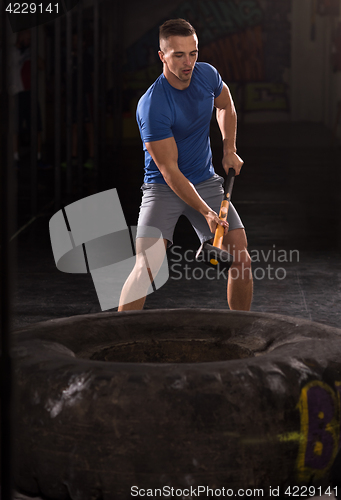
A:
[12,309,341,500]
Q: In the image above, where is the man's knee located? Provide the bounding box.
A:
[235,247,251,267]
[229,248,252,281]
[132,254,153,283]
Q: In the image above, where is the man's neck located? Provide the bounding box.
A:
[163,69,191,90]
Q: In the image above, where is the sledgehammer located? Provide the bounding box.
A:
[195,168,235,271]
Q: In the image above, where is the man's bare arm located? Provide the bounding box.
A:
[145,137,228,235]
[214,83,244,175]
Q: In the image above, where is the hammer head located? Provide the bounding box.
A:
[195,241,234,272]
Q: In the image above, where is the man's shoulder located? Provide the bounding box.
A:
[195,61,217,71]
[193,62,223,96]
[194,62,219,77]
[138,74,165,109]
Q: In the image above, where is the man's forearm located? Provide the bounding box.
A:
[215,94,243,175]
[216,105,237,154]
[162,165,212,216]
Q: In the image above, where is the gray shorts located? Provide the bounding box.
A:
[136,173,244,247]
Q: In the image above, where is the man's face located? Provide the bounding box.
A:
[158,34,198,90]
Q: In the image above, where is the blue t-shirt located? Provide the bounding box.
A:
[136,62,223,185]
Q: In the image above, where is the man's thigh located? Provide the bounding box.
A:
[134,237,168,281]
[135,237,168,254]
[136,183,186,247]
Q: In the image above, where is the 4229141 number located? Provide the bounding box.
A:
[6,3,59,14]
[284,486,337,497]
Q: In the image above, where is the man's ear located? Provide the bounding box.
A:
[158,50,164,63]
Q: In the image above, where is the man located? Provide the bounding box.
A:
[118,18,253,311]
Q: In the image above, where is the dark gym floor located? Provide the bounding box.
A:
[12,121,341,332]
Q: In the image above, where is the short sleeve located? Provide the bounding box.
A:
[136,89,174,143]
[198,62,223,98]
[210,64,223,98]
[213,68,223,98]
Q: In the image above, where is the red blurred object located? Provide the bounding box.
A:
[332,21,341,71]
[317,0,340,15]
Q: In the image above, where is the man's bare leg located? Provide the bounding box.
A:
[222,228,253,311]
[118,237,168,311]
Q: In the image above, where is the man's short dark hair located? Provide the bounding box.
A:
[159,19,196,42]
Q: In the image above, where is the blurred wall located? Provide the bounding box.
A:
[291,0,341,141]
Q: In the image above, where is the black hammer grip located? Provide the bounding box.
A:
[224,168,235,201]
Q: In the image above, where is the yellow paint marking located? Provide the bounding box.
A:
[210,259,218,265]
[296,380,339,483]
[277,431,304,443]
[313,441,323,456]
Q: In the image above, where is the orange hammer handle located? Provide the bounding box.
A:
[212,200,229,249]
